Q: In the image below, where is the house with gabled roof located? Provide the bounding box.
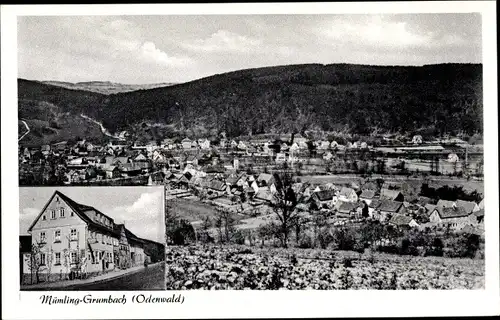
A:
[380,189,404,202]
[336,201,359,218]
[373,200,405,222]
[312,189,337,208]
[359,190,376,205]
[478,199,484,210]
[254,186,274,204]
[389,214,419,228]
[338,187,358,203]
[23,191,148,284]
[256,173,275,187]
[436,199,480,215]
[428,204,476,231]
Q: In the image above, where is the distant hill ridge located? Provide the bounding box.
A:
[19,63,482,138]
[40,80,177,94]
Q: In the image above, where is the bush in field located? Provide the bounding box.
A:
[332,226,358,251]
[232,230,246,245]
[426,238,444,257]
[400,238,419,256]
[172,219,196,245]
[298,234,314,249]
[445,233,481,258]
[317,227,335,249]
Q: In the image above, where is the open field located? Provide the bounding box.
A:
[299,175,484,194]
[19,116,105,146]
[165,245,484,290]
[168,197,230,223]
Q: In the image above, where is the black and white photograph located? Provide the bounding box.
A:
[153,13,486,290]
[2,2,499,319]
[19,186,166,290]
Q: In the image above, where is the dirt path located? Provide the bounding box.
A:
[18,119,30,141]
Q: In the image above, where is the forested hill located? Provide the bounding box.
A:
[18,63,483,138]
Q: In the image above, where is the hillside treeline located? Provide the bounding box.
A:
[18,63,483,138]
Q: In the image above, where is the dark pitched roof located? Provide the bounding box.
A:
[456,200,478,214]
[389,214,415,226]
[227,173,244,185]
[208,179,226,191]
[339,187,356,197]
[378,200,403,213]
[380,189,403,201]
[28,191,120,237]
[359,190,376,199]
[436,199,455,208]
[369,199,382,209]
[433,206,470,219]
[120,224,144,245]
[314,190,336,202]
[473,209,485,217]
[337,201,358,214]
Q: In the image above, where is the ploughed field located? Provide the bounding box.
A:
[165,245,484,290]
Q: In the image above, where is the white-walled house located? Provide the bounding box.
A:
[338,187,358,203]
[428,205,476,231]
[22,191,148,284]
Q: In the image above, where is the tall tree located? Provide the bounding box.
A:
[271,165,299,248]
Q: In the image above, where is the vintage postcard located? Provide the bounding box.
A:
[1,2,499,319]
[19,186,165,291]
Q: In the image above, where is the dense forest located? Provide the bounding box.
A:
[18,63,483,138]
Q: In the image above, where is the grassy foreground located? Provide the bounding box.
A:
[165,245,484,290]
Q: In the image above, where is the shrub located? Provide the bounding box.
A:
[317,228,334,249]
[298,234,314,249]
[232,230,246,245]
[342,257,354,268]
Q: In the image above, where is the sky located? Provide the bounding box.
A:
[17,14,482,84]
[19,187,165,243]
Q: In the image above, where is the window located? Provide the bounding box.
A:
[70,211,74,217]
[54,230,61,242]
[101,234,105,244]
[42,215,46,221]
[99,251,103,260]
[70,229,77,241]
[71,251,77,264]
[39,232,46,243]
[55,252,61,265]
[59,208,65,218]
[40,253,46,266]
[56,196,60,203]
[51,210,56,219]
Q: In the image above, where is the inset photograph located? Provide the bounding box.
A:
[19,186,165,290]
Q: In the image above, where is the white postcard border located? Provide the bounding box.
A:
[2,2,499,319]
